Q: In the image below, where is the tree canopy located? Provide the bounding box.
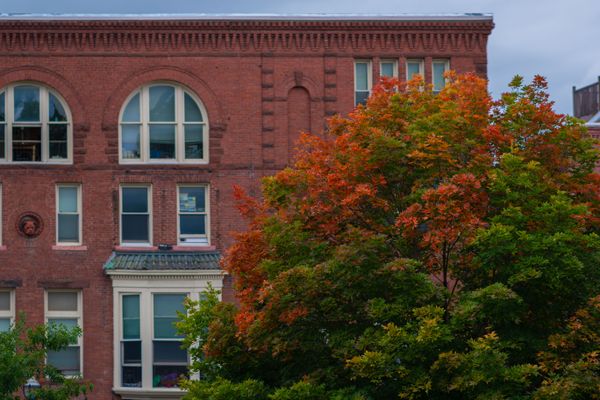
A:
[179,73,600,399]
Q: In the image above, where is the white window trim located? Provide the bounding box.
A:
[118,83,209,165]
[0,289,15,331]
[406,59,425,81]
[176,184,210,246]
[119,185,153,247]
[44,290,83,377]
[380,59,398,78]
[56,184,82,246]
[432,59,450,92]
[0,183,2,246]
[354,60,372,106]
[0,83,73,164]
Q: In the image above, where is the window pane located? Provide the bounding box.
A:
[59,187,78,213]
[122,366,142,388]
[355,91,369,106]
[122,187,148,213]
[48,318,78,344]
[47,292,78,312]
[381,62,395,77]
[153,341,187,363]
[123,295,140,339]
[184,125,203,159]
[0,292,9,310]
[407,62,422,79]
[0,92,4,121]
[154,294,185,339]
[121,125,141,159]
[12,126,41,162]
[0,125,4,158]
[14,86,40,122]
[149,124,175,159]
[49,93,68,122]
[153,365,187,388]
[149,86,175,122]
[355,62,368,91]
[180,215,206,236]
[47,347,80,375]
[123,340,141,364]
[121,215,149,242]
[184,93,203,122]
[58,214,79,242]
[433,62,447,92]
[0,318,10,332]
[179,187,205,213]
[122,93,140,122]
[49,124,68,159]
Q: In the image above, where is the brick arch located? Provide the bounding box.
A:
[276,72,322,101]
[101,66,225,129]
[0,65,89,126]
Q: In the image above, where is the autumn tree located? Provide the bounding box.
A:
[179,74,600,399]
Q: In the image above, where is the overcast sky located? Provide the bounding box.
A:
[2,0,599,115]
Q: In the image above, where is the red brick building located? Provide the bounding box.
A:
[0,14,494,399]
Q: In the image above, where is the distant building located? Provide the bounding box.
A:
[0,13,494,400]
[573,77,600,140]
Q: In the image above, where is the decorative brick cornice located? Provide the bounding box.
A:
[0,19,493,54]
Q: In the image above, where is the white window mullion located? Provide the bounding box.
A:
[177,87,184,162]
[6,86,13,162]
[141,291,152,389]
[41,87,48,162]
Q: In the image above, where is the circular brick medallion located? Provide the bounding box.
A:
[16,212,44,238]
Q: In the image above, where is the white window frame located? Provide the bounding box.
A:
[44,290,83,377]
[380,59,398,78]
[354,60,372,106]
[177,184,210,246]
[406,59,425,81]
[56,184,82,246]
[432,59,450,92]
[0,183,2,246]
[0,83,72,164]
[120,292,143,388]
[119,185,152,247]
[0,289,15,332]
[118,83,209,165]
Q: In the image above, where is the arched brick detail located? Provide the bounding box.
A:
[101,66,225,165]
[277,73,321,101]
[0,66,91,164]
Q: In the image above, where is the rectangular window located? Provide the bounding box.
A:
[380,60,398,78]
[0,290,14,332]
[178,185,208,245]
[56,184,81,245]
[0,92,5,159]
[432,59,450,92]
[354,60,372,106]
[120,186,151,245]
[406,59,424,81]
[121,294,142,388]
[45,291,82,376]
[153,293,188,388]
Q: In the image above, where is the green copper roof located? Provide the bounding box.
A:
[103,251,221,271]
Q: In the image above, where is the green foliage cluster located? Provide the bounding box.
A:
[178,75,600,399]
[0,315,92,400]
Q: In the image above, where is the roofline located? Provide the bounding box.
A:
[0,13,493,22]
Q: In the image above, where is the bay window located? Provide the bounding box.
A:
[0,290,14,332]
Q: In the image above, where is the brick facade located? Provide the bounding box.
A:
[0,15,493,399]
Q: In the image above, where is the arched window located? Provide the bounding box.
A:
[119,83,208,163]
[0,83,72,163]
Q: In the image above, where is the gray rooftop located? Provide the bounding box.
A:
[0,13,493,21]
[104,251,221,271]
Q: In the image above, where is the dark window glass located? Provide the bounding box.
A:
[184,125,203,159]
[122,366,142,387]
[47,347,80,376]
[152,365,187,388]
[153,341,187,364]
[122,188,148,213]
[50,124,68,159]
[121,215,149,242]
[149,124,175,159]
[49,93,68,122]
[58,214,79,242]
[0,125,5,158]
[180,215,205,235]
[123,340,142,364]
[184,93,203,122]
[149,86,175,122]
[121,125,141,159]
[0,92,4,121]
[12,126,41,161]
[355,91,369,106]
[178,187,205,213]
[14,86,40,122]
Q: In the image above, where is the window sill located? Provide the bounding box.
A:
[115,245,159,251]
[52,245,87,251]
[172,245,216,251]
[113,387,185,400]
